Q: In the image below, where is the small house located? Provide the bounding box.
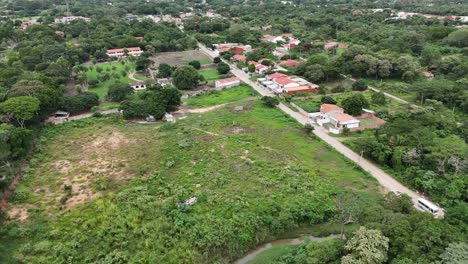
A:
[131,81,146,91]
[422,71,434,80]
[215,77,241,89]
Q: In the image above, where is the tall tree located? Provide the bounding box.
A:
[0,96,40,127]
[342,227,389,264]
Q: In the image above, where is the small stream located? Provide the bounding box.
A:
[233,234,340,264]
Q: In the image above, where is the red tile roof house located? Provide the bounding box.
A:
[266,73,288,80]
[248,61,269,74]
[106,47,143,58]
[279,59,300,68]
[215,77,241,89]
[422,71,434,79]
[316,104,360,134]
[284,84,319,94]
[232,54,246,62]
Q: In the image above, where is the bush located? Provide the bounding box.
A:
[331,84,346,93]
[61,92,99,114]
[352,80,368,91]
[321,96,337,104]
[217,62,230,74]
[262,96,280,108]
[188,60,201,70]
[213,57,221,64]
[304,123,315,133]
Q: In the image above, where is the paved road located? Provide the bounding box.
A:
[198,43,442,214]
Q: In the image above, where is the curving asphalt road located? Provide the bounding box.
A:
[197,43,443,215]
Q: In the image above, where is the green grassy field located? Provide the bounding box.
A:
[85,60,136,99]
[198,68,223,81]
[185,84,258,108]
[293,91,410,113]
[1,100,380,263]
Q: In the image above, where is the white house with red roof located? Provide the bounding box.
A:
[215,77,241,89]
[106,47,143,58]
[315,104,360,133]
[248,61,269,74]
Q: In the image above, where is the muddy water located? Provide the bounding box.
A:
[234,234,340,264]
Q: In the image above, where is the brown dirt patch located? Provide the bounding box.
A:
[7,207,29,221]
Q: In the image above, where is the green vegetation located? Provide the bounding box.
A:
[293,92,409,113]
[1,102,381,263]
[247,244,300,264]
[185,84,257,108]
[198,68,223,81]
[84,61,135,100]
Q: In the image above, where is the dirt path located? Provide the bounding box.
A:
[234,234,340,264]
[128,71,140,82]
[47,109,120,124]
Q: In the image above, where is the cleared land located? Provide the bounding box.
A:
[185,85,258,108]
[2,99,380,263]
[151,50,212,67]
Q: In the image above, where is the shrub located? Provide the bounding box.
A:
[61,92,99,114]
[352,80,368,91]
[321,96,337,104]
[188,60,201,69]
[262,96,280,108]
[217,62,230,74]
[331,84,346,93]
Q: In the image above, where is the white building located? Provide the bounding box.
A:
[54,16,90,24]
[130,81,146,91]
[215,77,241,89]
[315,104,360,134]
[106,47,143,58]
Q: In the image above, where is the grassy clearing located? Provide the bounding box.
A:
[2,101,379,263]
[85,60,136,99]
[199,68,222,81]
[100,101,121,110]
[364,78,417,103]
[247,244,299,264]
[293,91,410,113]
[185,84,258,108]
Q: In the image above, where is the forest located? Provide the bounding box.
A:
[0,0,466,263]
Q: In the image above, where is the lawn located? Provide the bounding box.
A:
[198,68,223,81]
[293,91,410,113]
[1,101,380,263]
[85,60,136,99]
[185,84,258,108]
